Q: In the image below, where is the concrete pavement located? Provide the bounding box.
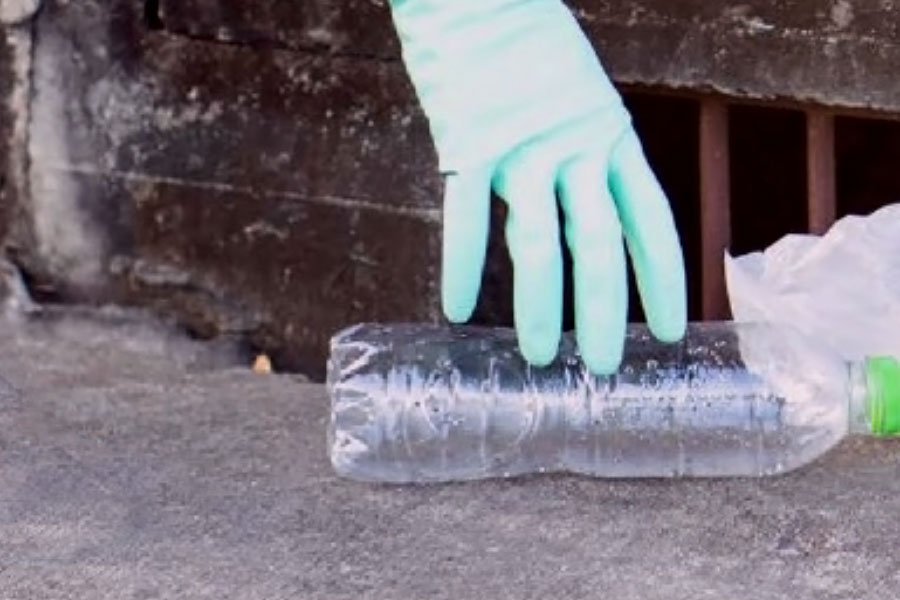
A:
[1,307,898,599]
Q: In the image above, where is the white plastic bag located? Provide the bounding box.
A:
[725,203,900,362]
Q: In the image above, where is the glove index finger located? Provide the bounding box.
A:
[608,130,687,343]
[441,166,494,323]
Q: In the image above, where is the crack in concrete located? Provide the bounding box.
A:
[48,162,441,223]
[162,25,402,65]
[143,0,400,65]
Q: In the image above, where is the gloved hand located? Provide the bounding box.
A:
[389,0,687,374]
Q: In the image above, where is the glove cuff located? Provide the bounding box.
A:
[389,0,626,173]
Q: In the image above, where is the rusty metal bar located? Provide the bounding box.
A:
[806,111,837,235]
[699,100,732,321]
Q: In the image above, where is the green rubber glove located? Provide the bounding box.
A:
[389,0,687,374]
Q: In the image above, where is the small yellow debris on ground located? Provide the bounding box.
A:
[252,354,273,374]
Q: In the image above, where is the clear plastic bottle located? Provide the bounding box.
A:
[326,322,900,483]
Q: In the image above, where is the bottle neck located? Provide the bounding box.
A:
[848,361,872,435]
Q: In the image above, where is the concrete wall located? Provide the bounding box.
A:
[2,0,899,376]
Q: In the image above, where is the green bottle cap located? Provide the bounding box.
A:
[866,356,900,436]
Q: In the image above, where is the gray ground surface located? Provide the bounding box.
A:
[0,307,899,599]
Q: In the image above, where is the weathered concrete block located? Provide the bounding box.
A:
[1,17,36,259]
[119,181,441,373]
[160,0,900,112]
[0,32,11,233]
[16,0,441,376]
[158,0,400,58]
[579,0,900,112]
